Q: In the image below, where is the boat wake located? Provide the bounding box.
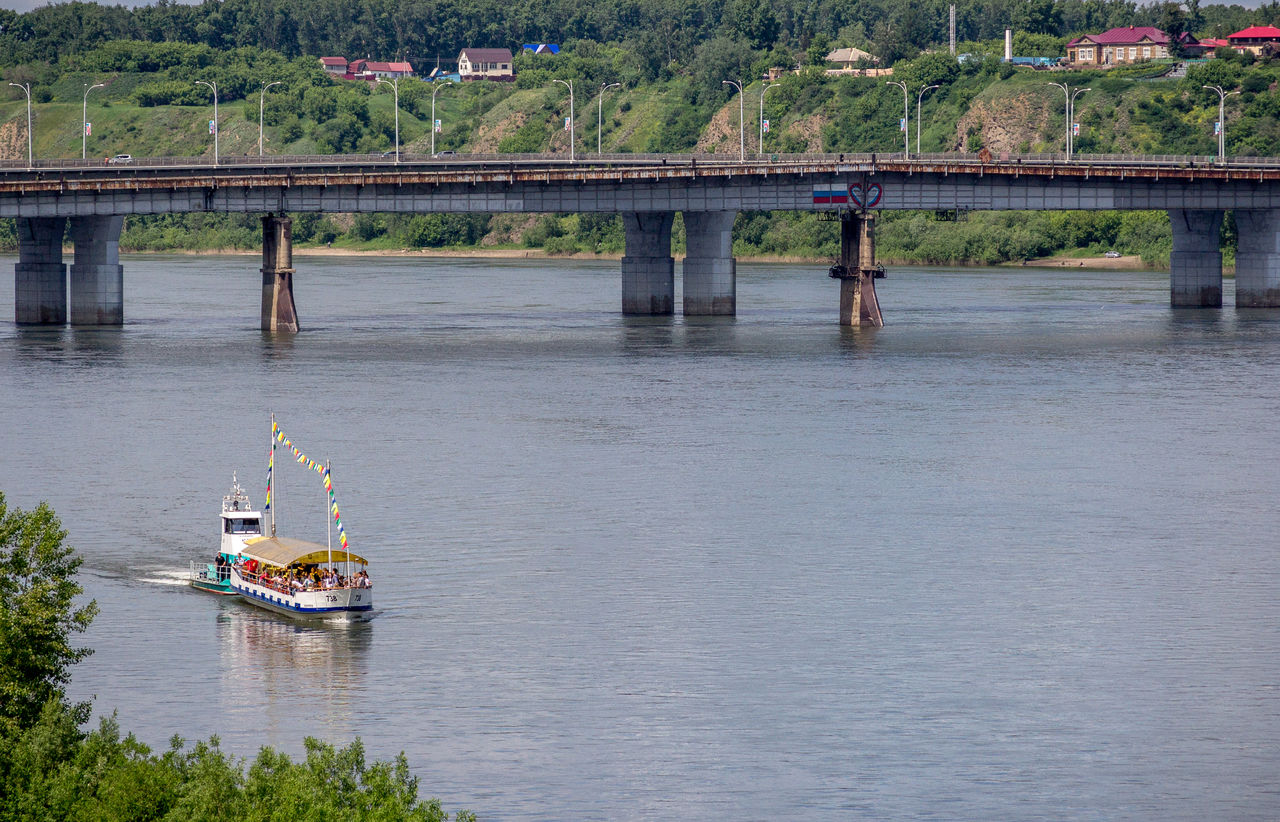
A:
[139,569,194,587]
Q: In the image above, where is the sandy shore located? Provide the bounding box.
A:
[1012,254,1154,270]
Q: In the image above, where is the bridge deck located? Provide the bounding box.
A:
[2,153,1279,196]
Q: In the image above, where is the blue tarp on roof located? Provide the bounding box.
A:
[521,44,561,54]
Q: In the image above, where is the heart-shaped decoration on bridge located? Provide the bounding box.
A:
[848,182,883,208]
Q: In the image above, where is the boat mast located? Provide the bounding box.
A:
[270,412,277,536]
[326,459,333,571]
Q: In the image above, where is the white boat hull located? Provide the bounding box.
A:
[230,567,373,619]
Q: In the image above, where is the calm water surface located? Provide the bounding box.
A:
[1,253,1277,820]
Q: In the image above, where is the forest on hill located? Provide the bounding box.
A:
[2,0,1278,265]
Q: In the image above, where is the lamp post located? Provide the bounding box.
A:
[721,79,745,161]
[376,76,400,163]
[597,82,620,155]
[759,81,780,154]
[886,80,909,158]
[258,81,281,156]
[553,79,575,162]
[1203,83,1233,160]
[916,83,939,155]
[82,82,104,161]
[1070,86,1090,157]
[1048,82,1088,160]
[8,83,31,168]
[196,80,218,165]
[431,79,454,156]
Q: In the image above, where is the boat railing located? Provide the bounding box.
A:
[236,567,368,595]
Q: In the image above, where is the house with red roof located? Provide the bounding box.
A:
[347,59,415,80]
[1066,25,1197,65]
[319,57,415,81]
[320,57,348,76]
[1227,25,1280,55]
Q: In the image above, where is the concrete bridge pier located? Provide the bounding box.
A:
[1233,209,1280,307]
[15,217,67,324]
[1168,209,1223,308]
[836,212,884,327]
[622,212,675,315]
[69,216,125,325]
[261,214,299,332]
[682,211,737,316]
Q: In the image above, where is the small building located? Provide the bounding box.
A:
[1190,37,1231,55]
[320,56,348,76]
[522,44,561,55]
[1065,26,1196,65]
[1227,25,1280,55]
[458,48,515,81]
[825,47,878,69]
[347,59,414,80]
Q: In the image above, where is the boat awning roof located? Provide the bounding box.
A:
[241,536,368,567]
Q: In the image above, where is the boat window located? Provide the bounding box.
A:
[225,518,261,534]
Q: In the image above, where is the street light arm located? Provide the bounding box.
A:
[9,83,31,168]
[83,83,106,161]
[759,82,780,155]
[554,79,575,162]
[597,82,621,155]
[886,81,909,157]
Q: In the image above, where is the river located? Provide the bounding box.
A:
[1,253,1277,820]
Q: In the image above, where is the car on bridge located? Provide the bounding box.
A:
[106,154,133,165]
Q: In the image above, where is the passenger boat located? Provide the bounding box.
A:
[227,416,373,620]
[229,536,372,619]
[190,475,263,595]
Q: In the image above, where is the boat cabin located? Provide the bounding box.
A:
[220,477,263,559]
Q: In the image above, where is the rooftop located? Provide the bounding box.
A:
[1228,25,1280,39]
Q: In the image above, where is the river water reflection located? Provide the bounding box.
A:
[1,253,1278,820]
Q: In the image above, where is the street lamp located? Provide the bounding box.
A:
[916,84,939,155]
[597,82,621,155]
[82,82,104,161]
[1070,86,1090,157]
[1208,83,1239,160]
[376,76,400,163]
[1048,82,1088,160]
[8,82,31,168]
[431,79,454,156]
[553,79,575,162]
[886,80,909,158]
[258,81,281,156]
[759,81,780,154]
[721,79,745,161]
[196,80,218,165]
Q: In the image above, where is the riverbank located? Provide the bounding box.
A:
[1010,254,1151,270]
[138,245,1181,270]
[147,245,833,264]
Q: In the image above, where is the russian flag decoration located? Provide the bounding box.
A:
[812,186,850,205]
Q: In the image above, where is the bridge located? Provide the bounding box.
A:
[4,151,1280,330]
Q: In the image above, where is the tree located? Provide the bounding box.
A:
[1158,1,1189,56]
[0,493,98,736]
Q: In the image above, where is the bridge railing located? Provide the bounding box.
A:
[2,150,1279,172]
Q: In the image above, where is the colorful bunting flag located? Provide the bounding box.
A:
[269,421,352,550]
